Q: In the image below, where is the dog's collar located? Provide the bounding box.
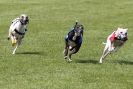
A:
[14,29,25,35]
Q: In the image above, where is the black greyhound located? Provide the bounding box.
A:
[63,21,84,62]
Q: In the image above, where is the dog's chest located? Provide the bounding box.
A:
[17,25,26,33]
[113,40,124,47]
[68,40,76,47]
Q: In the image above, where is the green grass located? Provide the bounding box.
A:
[0,0,133,89]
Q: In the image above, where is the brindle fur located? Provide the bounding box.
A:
[63,21,84,62]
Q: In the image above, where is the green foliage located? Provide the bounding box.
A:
[0,0,133,89]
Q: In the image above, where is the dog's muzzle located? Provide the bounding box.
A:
[121,37,128,41]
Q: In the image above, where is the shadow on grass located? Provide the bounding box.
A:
[17,51,43,55]
[116,60,133,65]
[76,59,98,64]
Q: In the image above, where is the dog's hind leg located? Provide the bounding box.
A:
[99,43,109,63]
[10,35,17,47]
[12,38,22,54]
[63,40,69,59]
[63,48,68,59]
[99,40,112,63]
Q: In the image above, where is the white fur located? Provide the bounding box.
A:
[8,14,28,54]
[99,28,128,63]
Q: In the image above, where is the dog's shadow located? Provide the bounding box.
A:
[17,51,43,55]
[115,60,133,65]
[76,59,98,64]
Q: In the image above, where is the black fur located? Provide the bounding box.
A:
[63,22,84,62]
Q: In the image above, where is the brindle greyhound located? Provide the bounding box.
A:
[63,21,84,62]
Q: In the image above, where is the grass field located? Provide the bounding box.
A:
[0,0,133,89]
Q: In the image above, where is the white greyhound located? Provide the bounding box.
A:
[7,14,29,54]
[99,27,128,63]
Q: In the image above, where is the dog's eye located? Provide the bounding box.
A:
[120,32,123,34]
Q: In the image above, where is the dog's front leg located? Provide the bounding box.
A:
[63,48,68,59]
[68,48,76,62]
[72,33,78,41]
[12,38,22,54]
[7,28,12,40]
[11,35,17,47]
[113,41,124,52]
[102,50,110,60]
[12,43,18,54]
[99,43,108,63]
[113,46,121,52]
[68,45,80,62]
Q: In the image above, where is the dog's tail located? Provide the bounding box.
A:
[102,42,106,45]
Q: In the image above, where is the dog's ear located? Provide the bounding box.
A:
[117,27,121,30]
[125,28,128,31]
[75,20,78,25]
[115,28,120,37]
[74,20,78,29]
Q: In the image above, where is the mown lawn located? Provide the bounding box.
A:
[0,0,132,89]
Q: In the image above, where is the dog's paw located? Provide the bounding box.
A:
[64,56,67,59]
[12,52,15,54]
[99,60,102,63]
[99,61,103,64]
[99,59,103,64]
[68,59,72,63]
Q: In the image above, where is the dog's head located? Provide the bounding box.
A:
[20,14,29,25]
[73,21,84,36]
[115,27,128,41]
